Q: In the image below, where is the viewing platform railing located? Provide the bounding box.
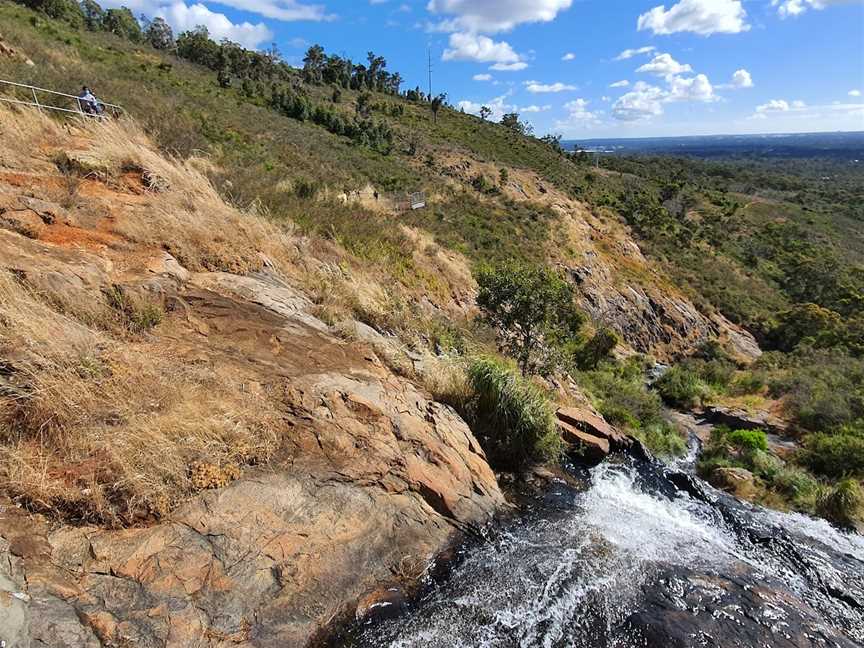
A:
[0,79,123,118]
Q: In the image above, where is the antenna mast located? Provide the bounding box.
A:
[427,46,433,99]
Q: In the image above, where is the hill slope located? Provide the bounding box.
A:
[0,0,760,361]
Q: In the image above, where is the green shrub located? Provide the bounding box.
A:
[635,422,687,458]
[727,429,769,453]
[575,327,619,370]
[464,357,560,469]
[798,427,864,479]
[729,371,766,396]
[475,262,584,376]
[655,366,710,408]
[817,478,864,528]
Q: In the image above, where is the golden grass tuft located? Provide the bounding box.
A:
[0,267,281,525]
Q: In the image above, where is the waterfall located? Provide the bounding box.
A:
[346,456,864,648]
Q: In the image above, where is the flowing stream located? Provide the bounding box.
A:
[340,426,864,648]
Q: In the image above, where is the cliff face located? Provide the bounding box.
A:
[0,111,503,646]
[432,153,761,362]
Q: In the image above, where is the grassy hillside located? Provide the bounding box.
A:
[2,0,863,525]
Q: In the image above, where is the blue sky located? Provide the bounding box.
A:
[110,0,864,137]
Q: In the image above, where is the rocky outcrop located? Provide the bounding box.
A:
[710,466,757,497]
[701,405,789,436]
[0,228,506,646]
[552,203,760,362]
[628,564,861,648]
[555,406,634,463]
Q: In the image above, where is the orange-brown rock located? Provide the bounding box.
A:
[0,236,506,647]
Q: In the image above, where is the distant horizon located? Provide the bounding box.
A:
[564,130,864,143]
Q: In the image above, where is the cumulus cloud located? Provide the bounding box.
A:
[638,0,749,36]
[850,89,863,97]
[155,2,273,48]
[104,0,332,21]
[755,99,807,114]
[615,46,656,60]
[610,80,630,88]
[456,93,515,121]
[473,73,493,81]
[612,82,665,121]
[612,61,717,121]
[562,52,576,61]
[717,68,754,89]
[524,80,577,93]
[731,68,754,88]
[426,0,573,33]
[772,0,859,17]
[637,53,693,77]
[555,98,602,129]
[521,104,551,112]
[206,0,331,21]
[442,32,521,64]
[666,73,716,102]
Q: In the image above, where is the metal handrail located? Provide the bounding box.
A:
[0,78,123,118]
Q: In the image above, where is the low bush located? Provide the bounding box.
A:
[655,366,710,408]
[798,424,864,479]
[818,479,864,528]
[726,428,768,453]
[576,358,686,457]
[463,357,560,469]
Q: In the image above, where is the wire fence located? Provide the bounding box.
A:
[0,79,123,119]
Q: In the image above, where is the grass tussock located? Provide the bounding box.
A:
[0,270,281,526]
[446,357,560,470]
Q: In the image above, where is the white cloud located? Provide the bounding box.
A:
[473,73,493,81]
[155,2,274,49]
[442,32,522,64]
[731,68,753,88]
[754,98,807,115]
[850,89,863,97]
[638,0,749,36]
[556,98,602,129]
[524,80,577,93]
[613,81,665,121]
[456,93,514,121]
[666,73,716,102]
[562,52,576,61]
[490,61,529,71]
[615,46,656,60]
[521,104,551,112]
[611,69,716,121]
[610,80,630,88]
[717,68,754,90]
[637,53,692,77]
[772,0,859,17]
[747,98,863,124]
[207,0,331,21]
[426,0,573,33]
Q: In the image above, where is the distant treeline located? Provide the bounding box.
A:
[12,0,452,152]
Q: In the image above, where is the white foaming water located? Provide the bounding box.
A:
[762,507,864,560]
[357,462,744,648]
[354,460,864,648]
[581,463,737,567]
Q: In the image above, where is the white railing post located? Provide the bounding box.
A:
[31,87,42,115]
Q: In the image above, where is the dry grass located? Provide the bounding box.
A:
[0,106,485,526]
[0,269,280,524]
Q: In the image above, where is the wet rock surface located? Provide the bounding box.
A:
[628,564,861,648]
[344,456,864,648]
